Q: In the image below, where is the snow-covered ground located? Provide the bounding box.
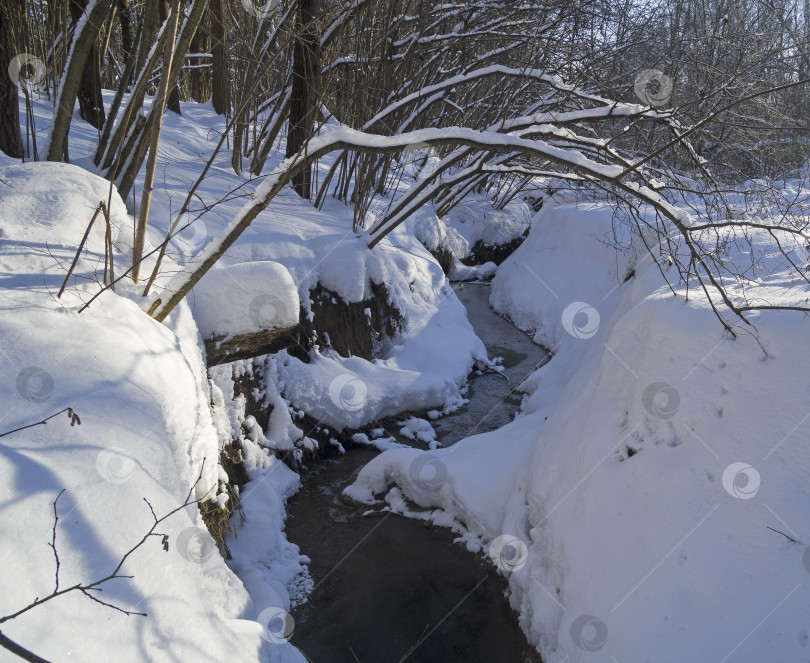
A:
[0,95,502,661]
[5,89,810,663]
[0,160,300,661]
[347,200,810,662]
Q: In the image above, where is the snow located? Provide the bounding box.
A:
[402,190,531,278]
[3,93,510,661]
[449,259,497,281]
[277,313,479,430]
[0,161,128,298]
[444,197,532,252]
[398,416,439,448]
[202,196,489,431]
[9,79,810,663]
[346,200,810,662]
[222,442,310,662]
[190,261,299,338]
[0,161,306,662]
[351,432,404,452]
[490,202,635,350]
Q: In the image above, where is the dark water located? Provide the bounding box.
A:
[286,282,549,663]
[431,282,551,446]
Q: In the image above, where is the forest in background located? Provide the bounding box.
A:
[2,0,810,332]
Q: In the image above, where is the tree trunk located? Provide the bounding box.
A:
[187,5,209,103]
[47,0,116,161]
[159,0,182,114]
[131,0,181,283]
[118,0,133,61]
[70,0,106,129]
[210,0,228,114]
[0,0,23,158]
[286,0,321,199]
[113,0,208,199]
[803,0,810,120]
[136,0,159,78]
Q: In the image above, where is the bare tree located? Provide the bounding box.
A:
[0,0,23,158]
[131,0,182,283]
[5,0,807,336]
[69,0,106,129]
[47,0,116,161]
[209,0,228,114]
[286,0,321,198]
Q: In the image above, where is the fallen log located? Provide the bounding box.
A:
[204,324,302,366]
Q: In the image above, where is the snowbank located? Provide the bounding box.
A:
[232,206,489,430]
[216,190,490,431]
[449,259,497,281]
[444,195,533,251]
[190,261,299,339]
[402,191,533,267]
[346,201,810,662]
[489,201,635,350]
[0,162,305,662]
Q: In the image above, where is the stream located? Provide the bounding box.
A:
[286,282,550,663]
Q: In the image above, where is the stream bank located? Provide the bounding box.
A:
[284,282,549,662]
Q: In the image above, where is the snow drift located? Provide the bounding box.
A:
[0,161,306,662]
[346,201,810,662]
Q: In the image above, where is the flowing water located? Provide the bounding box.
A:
[286,282,550,663]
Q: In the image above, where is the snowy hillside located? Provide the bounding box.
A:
[0,97,498,661]
[347,200,810,662]
[0,161,290,661]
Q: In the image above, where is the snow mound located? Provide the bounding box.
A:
[0,161,128,302]
[191,261,299,338]
[398,416,439,448]
[402,192,532,264]
[490,202,634,350]
[445,195,533,249]
[449,259,497,281]
[346,200,810,662]
[0,161,306,662]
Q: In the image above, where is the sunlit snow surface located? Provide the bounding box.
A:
[0,94,499,661]
[348,201,810,662]
[3,90,810,663]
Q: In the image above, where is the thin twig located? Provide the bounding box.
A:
[58,203,104,299]
[0,459,210,631]
[0,409,80,440]
[766,526,798,544]
[48,490,65,593]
